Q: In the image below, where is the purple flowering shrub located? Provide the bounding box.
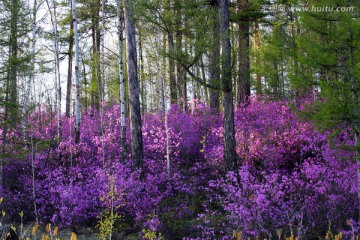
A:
[0,98,357,239]
[199,97,357,239]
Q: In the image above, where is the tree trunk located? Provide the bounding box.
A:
[219,0,238,172]
[139,33,146,115]
[117,0,126,162]
[236,0,250,107]
[66,3,74,118]
[164,0,177,105]
[101,0,106,101]
[124,0,144,171]
[254,20,262,95]
[175,0,187,112]
[22,0,37,131]
[73,0,82,144]
[209,1,220,112]
[8,0,19,124]
[90,0,101,109]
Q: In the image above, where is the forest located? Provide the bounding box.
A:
[0,0,359,239]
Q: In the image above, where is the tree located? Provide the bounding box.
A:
[66,2,74,118]
[236,0,251,106]
[124,0,143,171]
[117,0,126,162]
[73,0,82,143]
[209,0,220,111]
[0,0,31,186]
[219,0,237,172]
[164,0,177,105]
[295,0,360,220]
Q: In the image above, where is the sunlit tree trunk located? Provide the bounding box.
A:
[124,0,143,170]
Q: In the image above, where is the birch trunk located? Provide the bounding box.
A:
[117,0,126,162]
[73,0,82,144]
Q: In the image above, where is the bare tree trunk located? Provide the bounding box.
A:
[73,0,82,144]
[236,0,250,107]
[219,0,238,172]
[117,0,126,162]
[66,2,74,118]
[124,0,143,171]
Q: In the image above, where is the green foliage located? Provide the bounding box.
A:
[96,210,121,240]
[297,0,360,136]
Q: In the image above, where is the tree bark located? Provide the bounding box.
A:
[73,0,82,144]
[219,0,238,172]
[66,3,74,118]
[175,0,187,112]
[117,0,126,162]
[124,0,144,171]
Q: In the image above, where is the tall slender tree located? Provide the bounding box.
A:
[209,0,220,111]
[219,0,238,172]
[73,0,82,143]
[117,0,126,162]
[124,0,144,171]
[66,3,74,118]
[236,0,250,106]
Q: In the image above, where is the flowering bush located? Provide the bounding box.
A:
[0,98,357,239]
